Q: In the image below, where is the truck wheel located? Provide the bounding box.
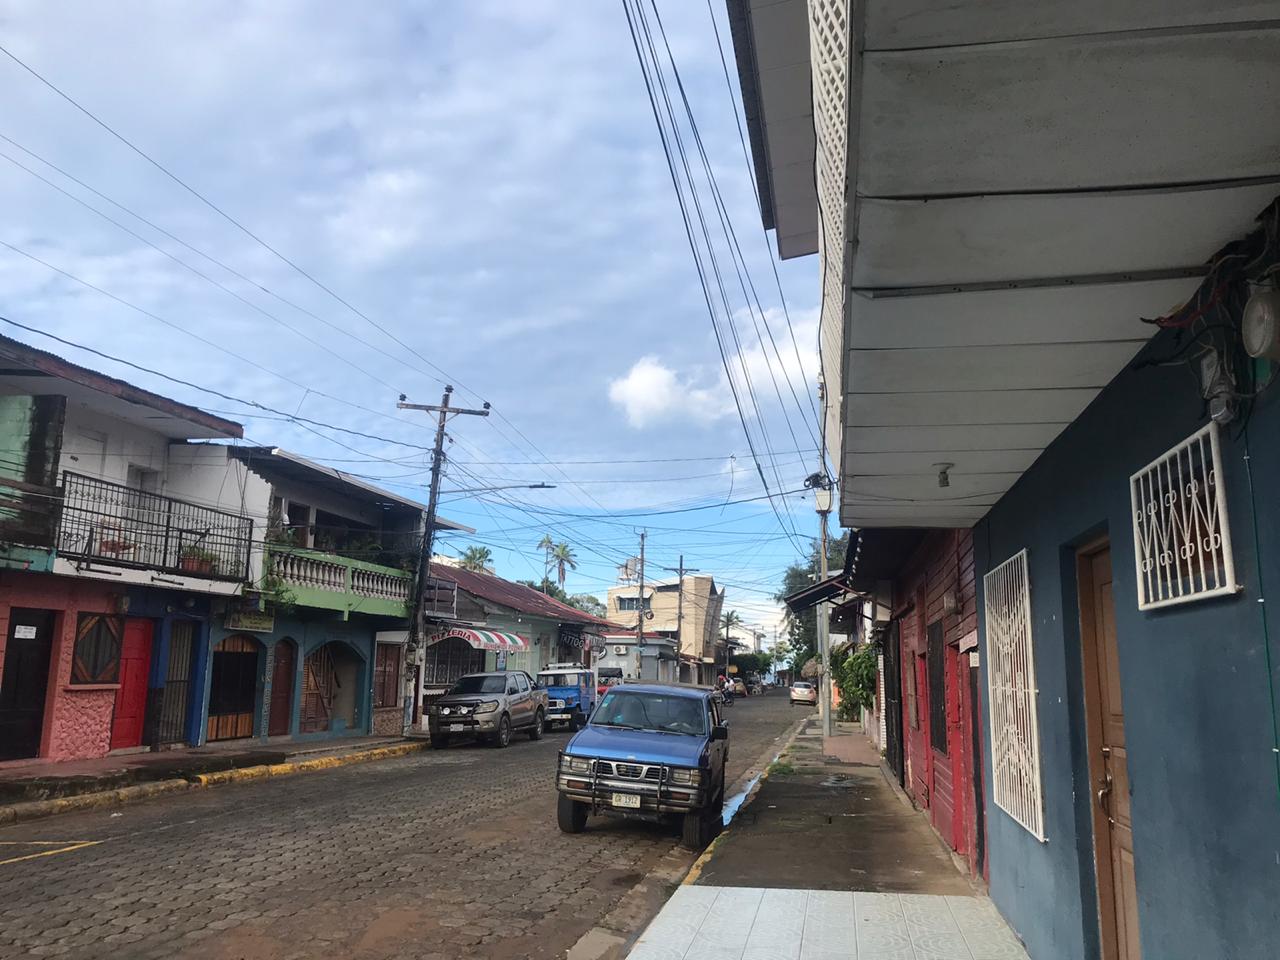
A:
[528,709,545,740]
[557,794,587,833]
[492,715,512,748]
[430,732,450,750]
[682,808,714,850]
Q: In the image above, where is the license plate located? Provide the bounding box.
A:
[447,724,464,732]
[611,792,641,810]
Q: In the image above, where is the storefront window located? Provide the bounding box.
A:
[71,614,123,684]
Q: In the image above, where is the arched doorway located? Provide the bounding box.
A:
[207,635,262,741]
[301,642,363,734]
[267,638,296,737]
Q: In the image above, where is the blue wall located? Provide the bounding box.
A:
[126,587,213,747]
[202,614,376,744]
[975,335,1280,960]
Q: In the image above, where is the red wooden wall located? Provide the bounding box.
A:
[894,529,984,876]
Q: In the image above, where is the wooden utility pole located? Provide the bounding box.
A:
[397,386,489,734]
[635,531,646,678]
[662,555,699,683]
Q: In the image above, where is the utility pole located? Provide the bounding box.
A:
[816,486,834,738]
[397,386,489,734]
[635,531,647,679]
[662,555,699,683]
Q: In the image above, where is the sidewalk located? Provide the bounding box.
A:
[627,717,1027,959]
[0,735,419,822]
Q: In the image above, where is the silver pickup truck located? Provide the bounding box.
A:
[427,671,548,749]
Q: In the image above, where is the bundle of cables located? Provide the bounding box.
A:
[1136,199,1280,436]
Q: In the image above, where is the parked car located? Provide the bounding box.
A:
[428,671,547,748]
[790,681,818,706]
[537,663,596,730]
[555,683,729,850]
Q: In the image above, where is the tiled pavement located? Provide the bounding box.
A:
[627,886,1029,960]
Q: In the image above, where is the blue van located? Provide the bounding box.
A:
[536,664,596,730]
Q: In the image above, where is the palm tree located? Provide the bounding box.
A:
[551,542,577,588]
[722,609,742,642]
[536,534,555,591]
[459,546,493,572]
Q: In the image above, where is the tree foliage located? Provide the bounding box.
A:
[773,533,849,672]
[459,546,493,572]
[730,652,772,676]
[831,643,878,720]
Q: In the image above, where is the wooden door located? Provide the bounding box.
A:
[301,645,336,733]
[0,610,54,761]
[268,639,295,736]
[111,618,154,750]
[1078,543,1142,960]
[207,635,259,741]
[925,621,957,847]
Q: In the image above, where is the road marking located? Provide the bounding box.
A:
[0,841,102,865]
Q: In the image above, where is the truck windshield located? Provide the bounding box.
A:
[539,673,582,687]
[449,675,506,695]
[593,690,707,736]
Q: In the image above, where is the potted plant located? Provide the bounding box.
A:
[179,545,219,575]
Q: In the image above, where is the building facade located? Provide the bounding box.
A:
[607,573,723,684]
[729,4,1280,958]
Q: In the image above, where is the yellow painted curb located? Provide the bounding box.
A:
[5,741,431,821]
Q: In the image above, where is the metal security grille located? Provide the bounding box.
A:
[58,472,252,581]
[927,622,947,756]
[983,549,1046,841]
[1129,422,1238,610]
[158,620,195,744]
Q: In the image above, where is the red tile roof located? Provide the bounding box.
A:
[429,563,619,629]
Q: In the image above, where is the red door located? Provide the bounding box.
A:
[268,640,295,737]
[110,619,154,750]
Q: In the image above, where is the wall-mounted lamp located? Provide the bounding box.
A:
[934,462,954,489]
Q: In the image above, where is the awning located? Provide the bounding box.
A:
[429,628,528,652]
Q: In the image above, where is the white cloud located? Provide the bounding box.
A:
[607,355,736,429]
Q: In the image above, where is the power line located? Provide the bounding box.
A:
[621,0,805,556]
[0,316,439,452]
[701,0,824,436]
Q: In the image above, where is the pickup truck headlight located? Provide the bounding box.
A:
[474,700,499,715]
[560,755,592,774]
[667,767,703,786]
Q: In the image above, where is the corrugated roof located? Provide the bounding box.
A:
[429,563,618,629]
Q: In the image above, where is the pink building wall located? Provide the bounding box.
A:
[0,571,122,762]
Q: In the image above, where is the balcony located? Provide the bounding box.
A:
[266,545,426,618]
[58,471,252,581]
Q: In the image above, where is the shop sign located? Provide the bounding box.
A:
[226,604,275,633]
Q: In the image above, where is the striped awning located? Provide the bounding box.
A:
[429,628,528,652]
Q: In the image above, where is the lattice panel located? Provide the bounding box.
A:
[983,549,1046,841]
[808,0,850,462]
[1130,422,1238,611]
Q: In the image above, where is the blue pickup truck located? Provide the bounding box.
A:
[554,683,729,849]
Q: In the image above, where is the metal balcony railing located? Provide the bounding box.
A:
[58,471,253,581]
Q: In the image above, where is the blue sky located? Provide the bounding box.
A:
[0,1,824,633]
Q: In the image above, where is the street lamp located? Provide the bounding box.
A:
[441,482,556,499]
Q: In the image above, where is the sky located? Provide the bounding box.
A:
[0,0,825,638]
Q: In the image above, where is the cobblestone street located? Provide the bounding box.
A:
[0,692,800,960]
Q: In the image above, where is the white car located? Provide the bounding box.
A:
[790,681,818,706]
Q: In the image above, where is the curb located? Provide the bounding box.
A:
[682,713,811,886]
[0,740,430,825]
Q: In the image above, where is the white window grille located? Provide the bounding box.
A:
[983,549,1046,841]
[1130,422,1238,611]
